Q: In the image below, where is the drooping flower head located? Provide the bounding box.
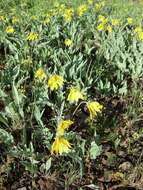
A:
[6,26,14,33]
[51,137,71,155]
[95,3,102,11]
[97,23,105,31]
[88,0,93,5]
[111,19,120,26]
[138,31,143,41]
[98,15,107,24]
[12,16,19,24]
[134,26,142,33]
[48,74,64,91]
[27,32,39,41]
[94,1,105,11]
[77,4,87,17]
[107,25,112,33]
[127,17,133,25]
[57,120,73,136]
[67,87,84,103]
[63,8,73,22]
[64,38,72,47]
[0,16,4,21]
[87,101,103,120]
[35,68,46,80]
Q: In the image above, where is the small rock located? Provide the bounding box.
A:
[17,188,26,190]
[118,161,132,172]
[118,150,126,158]
[120,141,128,148]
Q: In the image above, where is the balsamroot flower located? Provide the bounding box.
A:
[98,15,107,24]
[63,8,73,22]
[107,25,112,33]
[77,4,87,17]
[88,0,93,5]
[111,19,120,26]
[127,17,133,25]
[6,26,14,33]
[138,32,143,40]
[48,74,64,91]
[64,38,72,47]
[67,87,84,103]
[134,26,142,33]
[87,101,103,120]
[97,23,105,31]
[0,16,4,21]
[57,120,73,136]
[35,68,46,80]
[27,32,39,41]
[12,16,19,24]
[51,137,71,155]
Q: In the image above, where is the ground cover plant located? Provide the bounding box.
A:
[1,0,143,189]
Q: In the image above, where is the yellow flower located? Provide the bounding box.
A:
[51,137,71,155]
[95,3,102,11]
[107,25,112,33]
[12,16,19,24]
[98,15,107,24]
[88,0,93,5]
[67,87,84,103]
[138,32,143,40]
[97,23,105,31]
[57,120,73,136]
[18,85,25,95]
[43,17,50,25]
[54,2,60,8]
[31,15,37,20]
[95,2,105,11]
[77,4,87,17]
[101,1,105,7]
[127,17,133,25]
[64,38,72,47]
[63,8,73,22]
[48,74,64,91]
[134,26,142,33]
[111,19,120,26]
[0,16,4,21]
[50,9,57,16]
[5,26,14,33]
[87,101,103,120]
[35,68,46,80]
[59,4,66,13]
[27,32,39,41]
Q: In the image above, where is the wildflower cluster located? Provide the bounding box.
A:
[1,0,143,187]
[97,15,121,33]
[34,66,103,155]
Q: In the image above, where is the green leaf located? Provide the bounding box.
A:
[89,141,102,160]
[45,157,52,171]
[34,105,44,127]
[40,157,52,173]
[12,84,20,106]
[0,89,7,98]
[0,128,14,146]
[0,114,9,127]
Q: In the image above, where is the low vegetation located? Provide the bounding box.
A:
[0,0,143,189]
